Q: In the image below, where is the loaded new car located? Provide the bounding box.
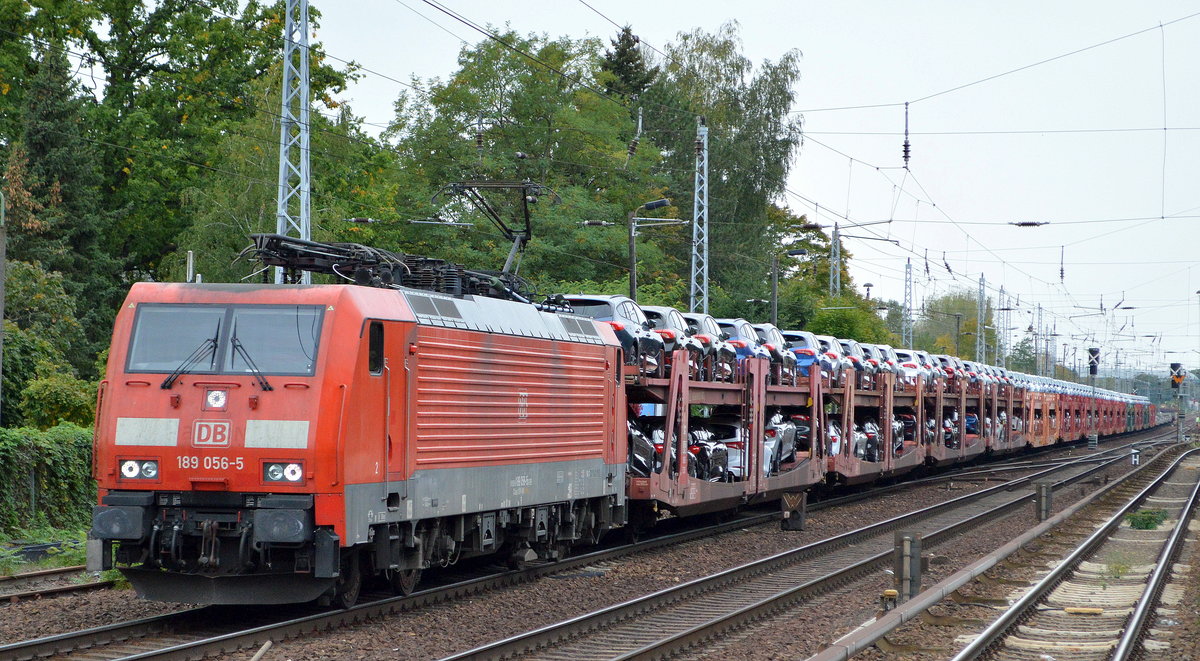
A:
[751,323,800,383]
[640,305,709,377]
[715,318,772,362]
[780,330,823,376]
[562,294,665,374]
[679,311,739,379]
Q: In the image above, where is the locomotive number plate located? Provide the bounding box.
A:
[178,456,245,471]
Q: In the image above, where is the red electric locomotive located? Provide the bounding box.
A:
[89,243,629,606]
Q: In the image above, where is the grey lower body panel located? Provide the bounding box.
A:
[342,459,626,544]
[122,567,333,605]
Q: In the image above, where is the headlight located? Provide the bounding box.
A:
[120,459,158,479]
[264,462,304,483]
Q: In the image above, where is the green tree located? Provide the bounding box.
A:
[0,259,89,426]
[19,361,94,429]
[913,289,993,359]
[641,22,803,301]
[0,0,37,140]
[374,29,669,291]
[805,296,890,343]
[599,26,658,100]
[1,320,74,428]
[14,46,119,371]
[162,85,398,284]
[1006,336,1036,373]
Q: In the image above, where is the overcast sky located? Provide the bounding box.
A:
[316,1,1200,378]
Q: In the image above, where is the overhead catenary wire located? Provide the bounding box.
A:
[49,3,1176,358]
[789,9,1200,113]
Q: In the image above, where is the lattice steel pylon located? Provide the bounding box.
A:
[1035,304,1044,376]
[902,258,913,348]
[975,273,986,362]
[275,0,312,284]
[996,286,1006,368]
[828,224,841,297]
[689,117,709,313]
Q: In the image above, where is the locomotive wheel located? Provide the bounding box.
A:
[552,541,571,561]
[333,551,362,609]
[388,568,422,596]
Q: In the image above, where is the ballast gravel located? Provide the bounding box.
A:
[6,445,1191,661]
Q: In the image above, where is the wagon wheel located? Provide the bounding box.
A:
[388,568,422,596]
[333,550,362,609]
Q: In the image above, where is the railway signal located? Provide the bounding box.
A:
[1170,362,1185,388]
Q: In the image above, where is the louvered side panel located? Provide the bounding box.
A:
[413,327,612,467]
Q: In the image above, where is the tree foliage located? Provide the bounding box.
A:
[0,12,914,434]
[599,27,658,100]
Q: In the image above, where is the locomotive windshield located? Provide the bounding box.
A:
[127,304,323,376]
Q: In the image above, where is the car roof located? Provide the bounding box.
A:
[563,294,626,304]
[639,305,681,314]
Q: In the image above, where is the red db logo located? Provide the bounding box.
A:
[193,420,232,448]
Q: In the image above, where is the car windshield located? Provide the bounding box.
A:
[127,303,323,375]
[783,333,810,349]
[643,310,667,329]
[667,310,688,332]
[566,301,614,321]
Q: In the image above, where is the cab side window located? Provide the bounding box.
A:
[368,322,384,375]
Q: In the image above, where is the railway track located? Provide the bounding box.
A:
[0,432,1166,660]
[0,565,113,603]
[0,507,789,661]
[800,428,1193,661]
[439,441,1162,660]
[948,449,1200,660]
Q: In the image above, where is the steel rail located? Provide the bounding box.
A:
[949,447,1200,660]
[1110,449,1200,659]
[0,427,1170,660]
[806,443,1180,661]
[0,565,86,583]
[609,445,1169,661]
[1,578,115,602]
[806,435,1184,661]
[0,501,824,661]
[440,448,1134,660]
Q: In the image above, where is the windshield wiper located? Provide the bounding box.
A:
[231,336,274,391]
[161,326,220,389]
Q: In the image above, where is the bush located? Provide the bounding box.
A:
[1126,508,1169,530]
[0,424,95,535]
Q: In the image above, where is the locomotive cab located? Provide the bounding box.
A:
[89,284,346,604]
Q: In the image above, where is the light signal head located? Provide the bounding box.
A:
[1170,362,1184,388]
